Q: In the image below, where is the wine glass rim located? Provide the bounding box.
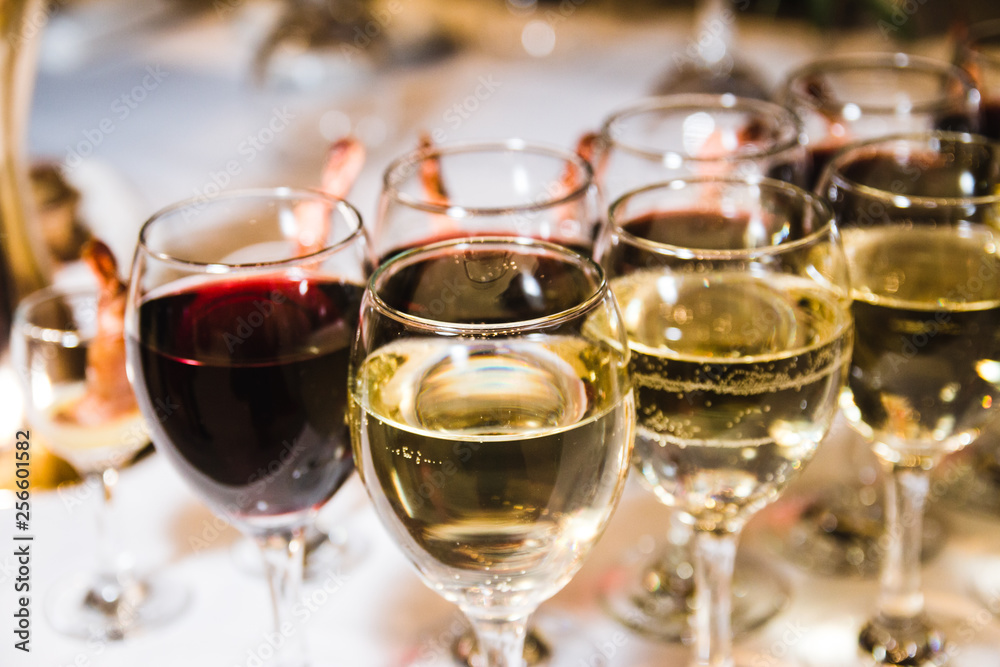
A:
[607,175,836,259]
[367,236,610,334]
[13,284,98,346]
[781,52,979,115]
[819,131,1000,208]
[380,138,595,216]
[136,186,366,270]
[599,93,805,163]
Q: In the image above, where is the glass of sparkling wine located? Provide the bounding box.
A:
[594,94,808,642]
[817,132,1000,665]
[126,188,372,666]
[12,284,187,639]
[597,176,853,666]
[350,237,635,667]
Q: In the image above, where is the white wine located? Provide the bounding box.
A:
[612,270,852,532]
[841,225,1000,465]
[352,335,633,612]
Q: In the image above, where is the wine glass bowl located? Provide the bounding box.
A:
[954,19,1000,139]
[817,131,1000,665]
[350,237,635,667]
[597,94,808,205]
[376,139,598,261]
[12,284,186,640]
[778,52,981,185]
[125,187,371,665]
[598,176,852,666]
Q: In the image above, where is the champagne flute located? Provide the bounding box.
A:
[597,175,853,666]
[817,132,1000,665]
[376,138,599,666]
[125,188,371,666]
[12,283,187,640]
[954,19,1000,139]
[350,237,635,667]
[779,52,980,187]
[594,94,807,642]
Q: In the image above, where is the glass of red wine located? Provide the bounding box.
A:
[817,132,1000,665]
[376,139,603,667]
[954,18,1000,139]
[593,94,807,643]
[125,187,372,666]
[778,52,981,188]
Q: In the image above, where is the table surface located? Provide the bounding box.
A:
[3,1,1000,665]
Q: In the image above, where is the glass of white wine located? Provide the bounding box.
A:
[597,176,853,666]
[350,236,635,667]
[594,94,808,642]
[12,284,187,640]
[818,132,1000,665]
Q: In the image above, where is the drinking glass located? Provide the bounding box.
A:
[954,18,1000,139]
[375,139,599,262]
[817,132,1000,665]
[597,176,853,666]
[350,237,635,667]
[376,139,601,666]
[778,52,980,187]
[125,187,371,666]
[773,53,981,576]
[12,284,187,639]
[594,94,807,642]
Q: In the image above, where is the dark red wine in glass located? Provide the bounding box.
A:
[130,274,363,523]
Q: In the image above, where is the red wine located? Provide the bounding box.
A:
[130,275,363,524]
[983,99,1000,140]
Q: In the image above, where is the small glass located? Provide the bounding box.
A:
[818,132,1000,665]
[778,52,980,186]
[12,284,187,640]
[350,237,635,667]
[125,187,372,666]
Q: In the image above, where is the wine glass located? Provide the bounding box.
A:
[778,52,981,187]
[125,187,371,666]
[350,237,635,667]
[773,53,981,577]
[12,283,187,640]
[375,139,599,262]
[596,175,852,666]
[594,94,808,642]
[817,132,1000,665]
[954,18,1000,139]
[376,138,601,666]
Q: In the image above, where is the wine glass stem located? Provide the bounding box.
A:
[878,465,930,620]
[692,528,738,667]
[468,614,531,667]
[257,528,309,667]
[693,0,733,67]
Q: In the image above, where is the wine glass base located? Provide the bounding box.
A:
[44,570,188,641]
[409,611,611,667]
[769,485,948,578]
[598,544,790,643]
[859,613,946,666]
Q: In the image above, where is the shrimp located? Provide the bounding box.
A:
[294,136,366,257]
[58,240,137,426]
